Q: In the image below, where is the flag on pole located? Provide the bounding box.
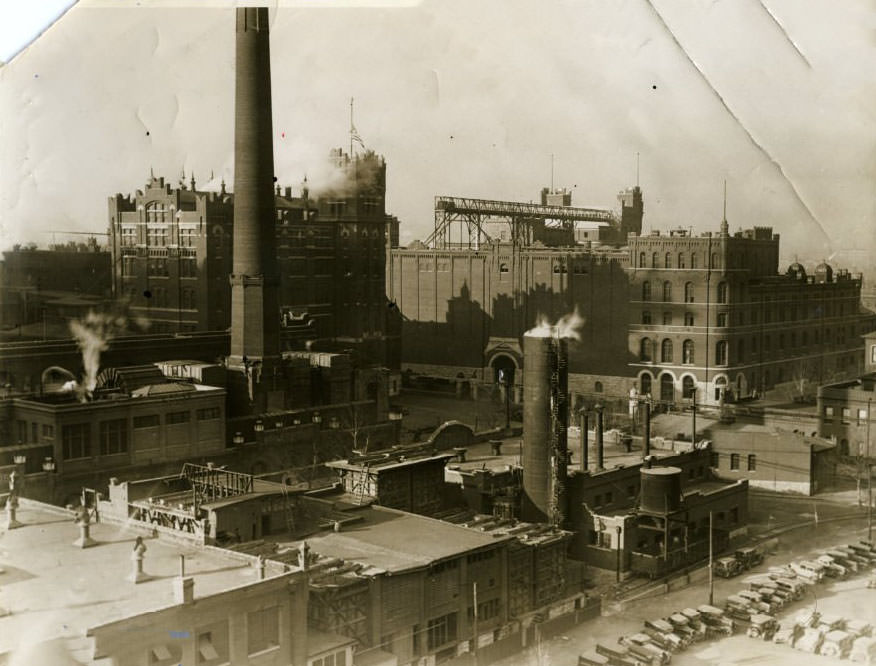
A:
[350,124,365,151]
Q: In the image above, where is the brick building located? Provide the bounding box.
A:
[627,221,874,407]
[390,194,875,406]
[108,151,394,368]
[817,330,876,456]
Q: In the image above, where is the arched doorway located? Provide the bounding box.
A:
[490,354,517,402]
[682,375,696,400]
[660,373,675,404]
[639,372,653,397]
[714,375,728,402]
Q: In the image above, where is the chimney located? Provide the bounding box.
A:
[595,404,604,470]
[174,577,195,604]
[228,7,281,367]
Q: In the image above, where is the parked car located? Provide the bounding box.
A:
[643,619,687,651]
[847,620,874,639]
[789,561,823,582]
[697,605,735,635]
[795,627,825,654]
[815,554,848,578]
[735,589,774,614]
[578,654,611,666]
[773,621,803,647]
[850,636,876,664]
[746,614,778,640]
[667,613,704,643]
[820,630,855,659]
[595,642,645,666]
[618,633,671,665]
[714,556,743,578]
[826,549,860,573]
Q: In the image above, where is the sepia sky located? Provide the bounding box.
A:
[0,0,873,266]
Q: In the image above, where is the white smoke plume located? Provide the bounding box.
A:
[304,149,383,199]
[68,310,128,398]
[524,309,585,340]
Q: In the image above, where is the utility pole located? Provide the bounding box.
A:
[708,510,714,605]
[472,581,479,664]
[868,397,872,542]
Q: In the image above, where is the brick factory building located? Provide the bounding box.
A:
[389,191,875,407]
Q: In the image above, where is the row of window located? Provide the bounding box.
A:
[120,257,198,277]
[120,227,199,248]
[711,452,757,471]
[14,420,54,444]
[823,406,869,424]
[637,251,718,270]
[60,408,220,460]
[639,338,696,364]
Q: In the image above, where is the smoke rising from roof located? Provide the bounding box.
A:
[524,310,585,340]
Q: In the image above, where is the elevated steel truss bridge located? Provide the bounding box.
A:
[425,195,617,249]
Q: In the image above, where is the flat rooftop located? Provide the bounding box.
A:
[0,502,257,655]
[271,505,511,574]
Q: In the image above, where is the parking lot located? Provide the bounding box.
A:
[499,518,876,665]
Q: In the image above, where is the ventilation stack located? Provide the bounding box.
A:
[522,332,569,525]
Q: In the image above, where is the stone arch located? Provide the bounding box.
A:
[638,371,653,397]
[427,420,475,451]
[658,371,677,404]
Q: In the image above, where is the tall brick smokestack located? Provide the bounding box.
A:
[229,7,280,365]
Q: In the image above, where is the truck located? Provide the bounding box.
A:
[746,614,778,640]
[735,546,764,570]
[815,554,848,578]
[735,589,775,614]
[713,556,742,578]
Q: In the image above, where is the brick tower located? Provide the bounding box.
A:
[227,7,283,413]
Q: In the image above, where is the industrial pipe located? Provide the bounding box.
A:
[595,404,604,470]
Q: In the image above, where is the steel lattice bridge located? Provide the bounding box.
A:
[425,195,617,249]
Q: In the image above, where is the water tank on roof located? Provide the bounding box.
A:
[640,466,682,514]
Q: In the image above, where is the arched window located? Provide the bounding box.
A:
[145,201,168,223]
[682,376,695,399]
[678,253,686,269]
[652,252,659,268]
[661,339,673,363]
[682,340,694,364]
[716,340,728,365]
[684,282,694,303]
[642,281,651,301]
[639,252,646,268]
[684,312,694,326]
[717,282,728,304]
[663,281,672,302]
[640,373,652,396]
[660,374,674,403]
[640,338,653,362]
[665,252,672,268]
[690,253,697,269]
[594,381,603,393]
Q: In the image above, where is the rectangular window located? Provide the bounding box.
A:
[717,312,727,327]
[62,423,91,460]
[42,424,54,440]
[642,310,652,325]
[120,227,137,246]
[730,507,739,523]
[604,491,613,505]
[180,257,197,277]
[824,406,834,422]
[710,452,719,468]
[627,485,636,499]
[247,606,280,655]
[31,422,38,443]
[426,612,457,651]
[747,454,756,471]
[16,419,27,443]
[858,409,868,423]
[133,414,160,428]
[166,411,190,425]
[730,453,740,470]
[121,256,136,277]
[662,312,672,325]
[99,418,128,456]
[197,407,221,421]
[842,408,851,424]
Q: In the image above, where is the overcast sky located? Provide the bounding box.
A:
[1,0,873,267]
